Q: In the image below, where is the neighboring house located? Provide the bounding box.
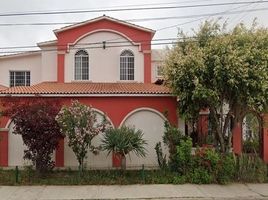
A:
[0,16,267,168]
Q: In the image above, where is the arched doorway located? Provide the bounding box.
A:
[120,108,168,168]
[63,108,114,168]
[242,113,262,155]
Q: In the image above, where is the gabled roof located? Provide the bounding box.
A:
[0,50,41,59]
[54,15,155,35]
[0,82,171,96]
[37,40,57,47]
[0,85,7,91]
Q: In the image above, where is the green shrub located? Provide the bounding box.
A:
[235,153,267,182]
[188,167,213,184]
[155,142,167,169]
[172,175,187,184]
[216,154,235,184]
[175,137,193,174]
[163,120,188,171]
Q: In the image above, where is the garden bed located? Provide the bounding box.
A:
[0,167,267,186]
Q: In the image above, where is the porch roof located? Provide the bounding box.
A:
[0,85,7,91]
[0,82,172,96]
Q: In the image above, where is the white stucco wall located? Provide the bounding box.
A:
[40,47,57,82]
[64,31,144,83]
[8,122,32,166]
[122,109,168,168]
[0,54,42,87]
[64,111,113,169]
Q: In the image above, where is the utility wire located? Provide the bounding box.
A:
[105,0,259,43]
[0,42,188,54]
[0,1,265,54]
[0,7,267,26]
[0,38,179,50]
[0,1,267,17]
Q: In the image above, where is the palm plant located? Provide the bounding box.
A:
[101,126,147,170]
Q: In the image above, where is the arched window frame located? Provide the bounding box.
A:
[74,50,89,80]
[120,50,134,80]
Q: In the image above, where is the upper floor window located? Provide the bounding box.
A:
[10,71,30,87]
[156,65,164,77]
[75,50,89,80]
[120,50,134,80]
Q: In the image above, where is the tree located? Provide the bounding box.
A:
[2,98,62,173]
[56,100,109,170]
[165,21,268,153]
[101,126,147,170]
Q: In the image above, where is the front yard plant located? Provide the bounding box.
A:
[56,100,109,171]
[2,99,62,174]
[101,126,147,170]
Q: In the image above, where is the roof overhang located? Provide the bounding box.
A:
[0,93,173,97]
[54,15,156,36]
[37,40,57,47]
[0,50,41,59]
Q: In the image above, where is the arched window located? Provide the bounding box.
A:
[120,50,134,80]
[75,50,89,80]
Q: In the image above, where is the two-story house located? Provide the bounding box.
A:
[1,15,267,168]
[0,15,179,168]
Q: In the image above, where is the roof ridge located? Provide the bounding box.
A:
[54,15,155,35]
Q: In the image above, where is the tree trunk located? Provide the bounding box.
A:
[121,155,126,170]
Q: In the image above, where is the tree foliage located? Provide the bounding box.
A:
[101,126,147,170]
[2,98,62,173]
[165,21,268,152]
[56,100,109,170]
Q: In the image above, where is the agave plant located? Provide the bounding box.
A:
[101,126,147,170]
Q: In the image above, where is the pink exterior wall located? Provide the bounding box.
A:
[0,96,177,167]
[55,18,153,83]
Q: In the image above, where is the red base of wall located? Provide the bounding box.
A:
[0,131,8,167]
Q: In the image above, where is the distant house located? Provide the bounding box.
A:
[0,15,267,168]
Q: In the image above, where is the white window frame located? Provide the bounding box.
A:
[9,71,30,87]
[74,50,89,80]
[120,50,135,81]
[156,65,164,78]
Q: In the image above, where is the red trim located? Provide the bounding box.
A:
[57,54,65,83]
[56,18,153,83]
[262,114,268,163]
[0,116,9,129]
[0,131,8,167]
[57,19,152,52]
[232,122,242,154]
[197,114,208,138]
[55,137,64,167]
[65,96,178,127]
[144,53,151,83]
[112,152,122,168]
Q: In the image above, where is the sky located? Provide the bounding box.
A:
[0,0,267,54]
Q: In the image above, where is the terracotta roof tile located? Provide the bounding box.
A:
[0,85,7,91]
[0,82,171,96]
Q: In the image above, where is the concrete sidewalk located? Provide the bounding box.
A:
[0,184,268,200]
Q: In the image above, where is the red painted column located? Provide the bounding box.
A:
[232,122,242,154]
[143,52,151,83]
[0,131,8,167]
[55,137,64,167]
[262,114,268,163]
[197,114,209,142]
[57,53,65,83]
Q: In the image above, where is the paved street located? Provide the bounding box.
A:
[0,183,268,200]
